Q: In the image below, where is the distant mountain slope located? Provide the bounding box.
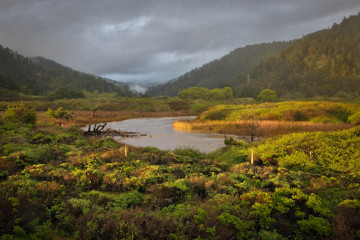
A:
[239,12,360,99]
[146,41,294,96]
[0,45,132,96]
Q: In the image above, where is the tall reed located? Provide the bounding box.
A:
[173,120,353,137]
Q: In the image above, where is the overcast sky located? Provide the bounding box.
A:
[1,0,360,86]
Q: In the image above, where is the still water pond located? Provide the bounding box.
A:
[107,116,226,153]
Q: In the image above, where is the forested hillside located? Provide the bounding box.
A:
[239,12,360,99]
[148,12,360,100]
[0,45,132,97]
[146,41,293,96]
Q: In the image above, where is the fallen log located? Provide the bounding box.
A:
[84,126,146,137]
[83,105,146,137]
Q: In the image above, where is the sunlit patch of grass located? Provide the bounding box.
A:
[173,120,353,137]
[199,101,360,122]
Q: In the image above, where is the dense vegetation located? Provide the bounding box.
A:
[1,103,360,239]
[240,12,360,99]
[0,46,132,98]
[146,41,293,97]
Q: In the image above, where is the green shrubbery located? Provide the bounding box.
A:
[255,127,360,173]
[46,107,74,126]
[178,87,233,100]
[349,111,360,125]
[257,89,278,102]
[2,102,36,124]
[1,109,360,239]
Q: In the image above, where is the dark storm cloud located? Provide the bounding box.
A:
[0,0,360,83]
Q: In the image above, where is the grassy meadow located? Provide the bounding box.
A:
[174,120,353,139]
[174,101,360,139]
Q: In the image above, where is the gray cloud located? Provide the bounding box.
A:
[0,0,359,84]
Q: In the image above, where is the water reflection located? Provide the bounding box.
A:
[107,116,226,153]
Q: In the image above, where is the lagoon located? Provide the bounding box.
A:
[106,116,227,153]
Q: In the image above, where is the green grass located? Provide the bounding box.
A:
[199,101,360,123]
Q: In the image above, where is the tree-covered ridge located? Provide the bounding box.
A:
[0,45,132,97]
[240,12,360,99]
[0,46,38,94]
[146,41,294,97]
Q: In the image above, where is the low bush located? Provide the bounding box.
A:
[2,102,36,125]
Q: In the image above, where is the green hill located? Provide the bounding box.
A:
[0,45,132,98]
[239,12,360,99]
[146,41,293,96]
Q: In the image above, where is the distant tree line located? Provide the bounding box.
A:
[47,87,85,100]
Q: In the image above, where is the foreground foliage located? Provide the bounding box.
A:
[1,111,360,239]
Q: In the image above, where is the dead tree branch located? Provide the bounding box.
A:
[84,105,146,138]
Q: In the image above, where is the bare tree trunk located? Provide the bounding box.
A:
[87,104,99,132]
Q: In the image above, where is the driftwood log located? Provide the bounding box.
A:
[83,105,146,137]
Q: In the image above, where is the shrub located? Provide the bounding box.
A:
[258,89,277,102]
[46,107,74,126]
[31,133,52,144]
[178,87,209,99]
[92,137,119,149]
[55,132,78,144]
[348,111,360,125]
[174,148,204,161]
[16,145,52,167]
[149,185,186,208]
[108,190,143,209]
[205,89,226,100]
[297,215,331,238]
[258,230,286,240]
[218,212,254,239]
[2,102,36,124]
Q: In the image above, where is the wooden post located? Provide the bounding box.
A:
[251,148,254,165]
[124,145,128,157]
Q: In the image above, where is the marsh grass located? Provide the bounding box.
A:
[36,110,189,127]
[173,120,353,137]
[199,101,360,123]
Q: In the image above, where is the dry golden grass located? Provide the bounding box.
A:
[173,119,353,137]
[0,110,189,127]
[35,110,189,127]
